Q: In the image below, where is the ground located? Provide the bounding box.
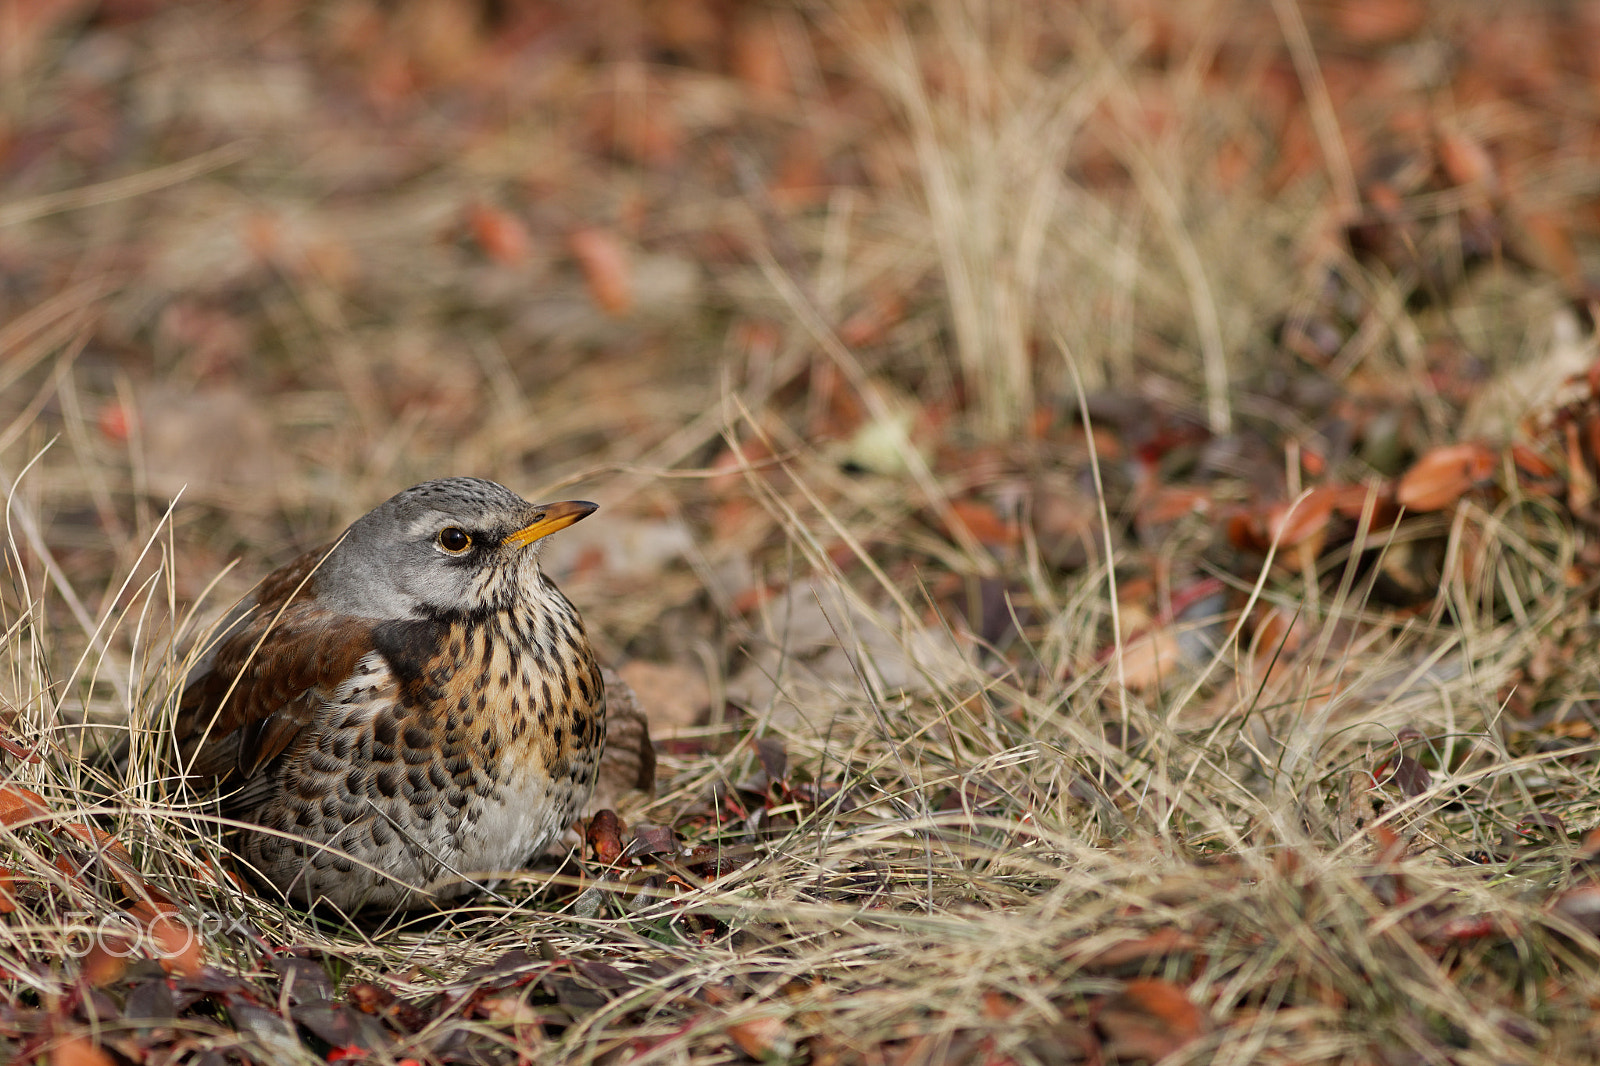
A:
[5,1,1600,1064]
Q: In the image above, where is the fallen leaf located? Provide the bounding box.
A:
[466,203,531,266]
[1073,928,1200,972]
[569,227,633,315]
[0,785,49,826]
[726,1015,795,1061]
[49,1035,117,1066]
[1330,0,1426,43]
[587,810,625,865]
[1437,128,1498,193]
[1396,442,1496,511]
[1267,487,1337,548]
[1096,978,1210,1061]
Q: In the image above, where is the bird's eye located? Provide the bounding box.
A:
[437,527,472,554]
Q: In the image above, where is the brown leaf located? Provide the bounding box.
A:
[726,1015,795,1061]
[1330,0,1427,44]
[587,810,625,866]
[1251,605,1305,660]
[837,289,906,348]
[1074,928,1199,972]
[0,785,49,826]
[1377,752,1431,798]
[1096,978,1210,1061]
[623,823,679,861]
[129,901,202,977]
[81,940,130,988]
[1266,487,1337,548]
[1437,129,1498,193]
[1510,441,1559,482]
[1396,442,1496,512]
[569,227,633,316]
[1566,422,1596,516]
[466,203,531,266]
[49,1035,117,1066]
[731,12,792,103]
[947,498,1018,548]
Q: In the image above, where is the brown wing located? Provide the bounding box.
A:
[175,544,373,783]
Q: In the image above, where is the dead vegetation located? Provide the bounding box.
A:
[6,1,1600,1063]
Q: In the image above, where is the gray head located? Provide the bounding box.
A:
[311,477,597,619]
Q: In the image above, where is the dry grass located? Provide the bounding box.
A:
[5,1,1600,1063]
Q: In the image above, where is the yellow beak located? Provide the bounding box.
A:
[505,500,598,549]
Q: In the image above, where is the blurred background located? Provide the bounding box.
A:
[4,0,1599,714]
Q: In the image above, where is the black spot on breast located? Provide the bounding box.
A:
[374,716,398,746]
[403,725,430,750]
[376,768,399,797]
[480,727,491,746]
[372,617,451,705]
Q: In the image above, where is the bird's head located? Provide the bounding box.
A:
[312,477,597,619]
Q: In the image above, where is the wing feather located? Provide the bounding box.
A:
[175,544,374,783]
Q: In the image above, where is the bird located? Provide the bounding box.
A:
[171,477,606,912]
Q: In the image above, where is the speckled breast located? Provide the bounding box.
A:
[241,595,605,911]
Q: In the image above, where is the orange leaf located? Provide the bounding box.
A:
[726,1016,794,1061]
[838,289,906,348]
[0,786,49,827]
[49,1035,117,1066]
[81,940,130,988]
[128,901,202,976]
[1097,978,1210,1061]
[947,499,1017,548]
[586,810,625,865]
[1074,928,1199,971]
[1437,129,1497,193]
[1331,0,1426,44]
[0,867,15,913]
[466,203,531,267]
[1510,442,1556,480]
[1396,442,1496,512]
[568,227,633,316]
[1138,486,1212,528]
[1267,487,1337,548]
[731,12,791,102]
[1252,604,1305,660]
